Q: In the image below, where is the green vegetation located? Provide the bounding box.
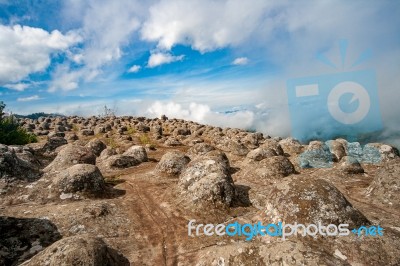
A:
[139,134,151,145]
[126,127,136,135]
[0,101,38,145]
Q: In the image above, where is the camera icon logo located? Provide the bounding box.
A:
[287,48,382,143]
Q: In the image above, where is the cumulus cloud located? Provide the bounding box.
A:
[232,57,249,65]
[127,65,141,73]
[0,24,81,85]
[17,95,41,102]
[146,101,254,129]
[147,52,184,68]
[3,83,30,91]
[141,0,272,52]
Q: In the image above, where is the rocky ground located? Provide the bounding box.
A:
[1,115,400,265]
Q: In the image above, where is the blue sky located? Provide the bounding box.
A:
[0,0,399,140]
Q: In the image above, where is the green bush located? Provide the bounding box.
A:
[0,101,38,145]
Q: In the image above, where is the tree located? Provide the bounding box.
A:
[0,101,5,121]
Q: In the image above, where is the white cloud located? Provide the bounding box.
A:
[232,57,249,65]
[127,65,141,73]
[141,0,272,52]
[147,52,184,68]
[3,83,30,91]
[0,24,81,85]
[52,0,144,91]
[17,95,41,102]
[146,101,254,129]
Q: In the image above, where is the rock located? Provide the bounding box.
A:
[0,145,41,181]
[0,216,61,266]
[104,155,140,168]
[164,137,183,147]
[20,235,129,266]
[179,157,235,207]
[42,137,67,153]
[155,151,190,176]
[279,138,303,155]
[241,156,295,184]
[298,141,333,168]
[187,143,215,156]
[227,140,249,156]
[326,140,346,161]
[260,178,369,228]
[339,156,364,174]
[261,139,285,156]
[367,159,400,208]
[122,145,148,162]
[85,138,107,157]
[44,144,96,173]
[362,143,399,163]
[54,164,105,194]
[81,129,94,136]
[246,147,277,161]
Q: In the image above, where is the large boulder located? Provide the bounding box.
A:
[338,156,364,174]
[178,157,235,207]
[246,147,277,161]
[0,217,61,266]
[240,156,295,185]
[258,178,369,228]
[298,141,333,168]
[0,144,41,181]
[367,159,400,208]
[20,236,129,266]
[104,155,140,168]
[187,143,215,156]
[85,138,106,157]
[54,164,105,194]
[155,151,190,176]
[44,144,96,173]
[122,145,148,163]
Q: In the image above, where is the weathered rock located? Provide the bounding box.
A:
[326,140,346,161]
[298,141,333,168]
[85,138,107,157]
[0,145,41,181]
[246,147,277,161]
[339,156,364,174]
[155,151,190,176]
[367,159,400,208]
[44,144,96,173]
[0,217,61,266]
[104,155,140,168]
[179,157,235,207]
[259,178,369,228]
[122,145,148,163]
[21,235,129,266]
[55,164,105,194]
[187,143,215,156]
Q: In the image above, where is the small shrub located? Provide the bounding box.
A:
[139,134,151,145]
[0,117,37,145]
[126,127,136,135]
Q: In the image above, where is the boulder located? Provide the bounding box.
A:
[246,147,277,161]
[0,145,41,181]
[44,144,96,173]
[338,156,364,174]
[55,164,105,194]
[122,145,148,163]
[21,236,129,266]
[179,157,235,207]
[155,151,190,176]
[85,138,107,157]
[259,178,369,228]
[187,143,215,156]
